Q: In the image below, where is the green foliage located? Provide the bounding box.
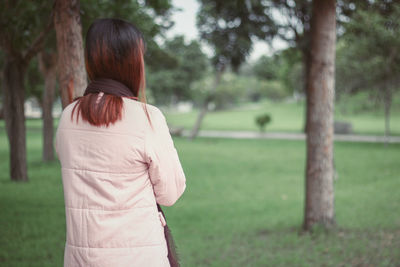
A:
[259,80,290,101]
[25,58,44,101]
[252,55,280,81]
[192,72,266,109]
[197,0,277,71]
[337,2,400,96]
[146,36,208,105]
[276,48,304,95]
[249,49,302,99]
[269,0,312,50]
[212,73,249,109]
[255,113,271,132]
[0,1,53,54]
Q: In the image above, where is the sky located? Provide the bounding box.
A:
[167,0,288,62]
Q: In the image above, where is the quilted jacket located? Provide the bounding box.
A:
[55,98,186,267]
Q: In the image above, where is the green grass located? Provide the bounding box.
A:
[164,98,400,136]
[1,129,399,266]
[1,94,399,136]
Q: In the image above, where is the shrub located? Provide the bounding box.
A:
[259,80,290,101]
[255,114,272,132]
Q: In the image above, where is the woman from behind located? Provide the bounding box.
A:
[55,18,186,267]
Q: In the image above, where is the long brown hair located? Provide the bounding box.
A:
[71,18,150,127]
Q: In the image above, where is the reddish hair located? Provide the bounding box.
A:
[71,18,150,127]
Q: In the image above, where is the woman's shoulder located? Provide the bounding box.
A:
[58,100,78,124]
[123,98,165,120]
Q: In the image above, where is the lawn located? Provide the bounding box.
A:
[0,129,399,266]
[2,95,400,136]
[163,98,400,136]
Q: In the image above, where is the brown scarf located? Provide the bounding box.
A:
[84,78,180,267]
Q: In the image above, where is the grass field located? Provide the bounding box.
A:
[0,129,399,266]
[1,95,400,136]
[164,98,400,136]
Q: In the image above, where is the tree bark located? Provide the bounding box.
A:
[382,47,396,146]
[189,66,224,140]
[54,0,87,109]
[302,48,311,133]
[2,55,28,181]
[383,85,392,145]
[303,0,337,231]
[38,51,57,161]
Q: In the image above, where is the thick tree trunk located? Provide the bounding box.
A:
[189,67,224,140]
[303,0,337,231]
[54,0,87,109]
[2,56,28,181]
[38,51,57,161]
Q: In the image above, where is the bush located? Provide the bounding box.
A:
[255,113,272,132]
[259,80,290,101]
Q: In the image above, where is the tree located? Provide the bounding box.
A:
[54,0,87,109]
[337,2,400,141]
[252,55,280,81]
[25,51,58,162]
[0,1,54,181]
[269,0,364,131]
[190,0,277,139]
[38,51,57,161]
[304,0,337,231]
[269,0,312,131]
[147,36,208,105]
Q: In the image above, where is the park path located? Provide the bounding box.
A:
[181,130,400,144]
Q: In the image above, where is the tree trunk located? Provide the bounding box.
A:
[54,0,87,109]
[189,67,224,140]
[303,0,337,231]
[383,85,392,145]
[2,55,28,181]
[302,48,311,133]
[38,51,57,161]
[382,47,396,146]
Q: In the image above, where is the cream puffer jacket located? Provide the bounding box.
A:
[55,98,186,267]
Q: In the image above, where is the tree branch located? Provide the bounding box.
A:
[22,7,55,64]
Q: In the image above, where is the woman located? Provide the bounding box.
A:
[55,18,186,267]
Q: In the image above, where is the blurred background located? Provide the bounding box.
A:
[0,0,399,266]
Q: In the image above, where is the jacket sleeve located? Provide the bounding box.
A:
[145,108,186,206]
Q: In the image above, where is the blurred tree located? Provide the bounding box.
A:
[0,1,54,181]
[250,51,300,101]
[337,2,400,140]
[304,0,336,231]
[147,36,208,105]
[277,48,303,99]
[252,55,280,81]
[25,50,58,162]
[269,0,312,131]
[54,0,87,109]
[190,0,277,139]
[38,51,57,161]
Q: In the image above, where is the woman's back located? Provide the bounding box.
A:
[56,98,186,266]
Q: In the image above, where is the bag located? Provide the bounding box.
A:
[157,204,180,267]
